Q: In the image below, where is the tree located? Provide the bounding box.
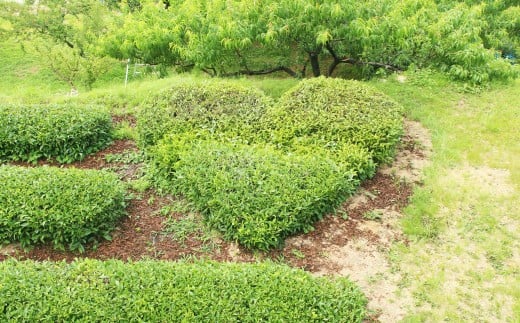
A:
[0,0,116,90]
[99,0,518,83]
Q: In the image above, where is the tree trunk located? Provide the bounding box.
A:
[328,59,340,77]
[309,53,321,77]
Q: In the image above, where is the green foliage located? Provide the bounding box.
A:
[39,42,116,90]
[0,104,112,163]
[112,120,138,140]
[269,77,404,166]
[0,259,366,322]
[98,0,518,84]
[105,150,144,164]
[136,79,272,148]
[0,166,127,252]
[0,0,118,89]
[150,138,361,250]
[428,3,518,84]
[99,1,182,70]
[140,77,400,249]
[437,0,520,58]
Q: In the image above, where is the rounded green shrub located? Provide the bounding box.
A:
[0,259,367,322]
[136,79,272,148]
[0,104,113,163]
[268,77,404,164]
[141,78,402,250]
[0,165,127,252]
[150,134,363,250]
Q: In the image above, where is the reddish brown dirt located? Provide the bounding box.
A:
[0,162,412,266]
[0,120,414,267]
[112,114,137,127]
[1,119,429,323]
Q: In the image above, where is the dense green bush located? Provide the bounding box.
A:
[141,78,401,250]
[136,80,272,148]
[0,165,126,251]
[266,77,404,164]
[150,135,363,250]
[0,259,367,322]
[0,104,112,163]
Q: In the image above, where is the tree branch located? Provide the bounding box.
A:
[234,49,250,72]
[201,67,217,77]
[63,39,75,50]
[325,42,339,60]
[325,42,341,76]
[221,66,298,78]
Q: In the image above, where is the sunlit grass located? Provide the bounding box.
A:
[372,74,520,321]
[0,39,68,103]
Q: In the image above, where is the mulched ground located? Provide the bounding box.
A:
[0,119,415,268]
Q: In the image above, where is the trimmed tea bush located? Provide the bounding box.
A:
[0,259,367,322]
[136,80,272,148]
[0,104,112,163]
[141,78,402,250]
[150,135,362,250]
[0,165,126,251]
[268,77,404,164]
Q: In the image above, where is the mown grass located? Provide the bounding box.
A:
[0,40,296,111]
[0,39,68,103]
[371,73,520,322]
[66,74,297,114]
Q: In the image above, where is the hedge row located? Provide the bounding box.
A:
[0,165,127,251]
[138,78,402,249]
[0,259,367,322]
[136,80,271,148]
[265,77,404,164]
[150,135,363,250]
[0,104,112,163]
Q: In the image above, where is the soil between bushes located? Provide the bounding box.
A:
[0,136,414,265]
[0,119,430,322]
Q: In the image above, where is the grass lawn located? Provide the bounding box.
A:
[371,73,520,321]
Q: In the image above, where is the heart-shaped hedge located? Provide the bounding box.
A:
[265,77,404,164]
[149,135,366,250]
[138,77,403,249]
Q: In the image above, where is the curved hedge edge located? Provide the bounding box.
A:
[0,104,113,164]
[270,76,404,165]
[136,79,272,149]
[0,165,127,252]
[0,259,367,322]
[148,136,363,250]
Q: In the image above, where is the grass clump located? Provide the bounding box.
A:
[0,165,126,252]
[136,79,272,148]
[150,136,361,250]
[0,104,112,163]
[0,259,367,322]
[268,77,404,164]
